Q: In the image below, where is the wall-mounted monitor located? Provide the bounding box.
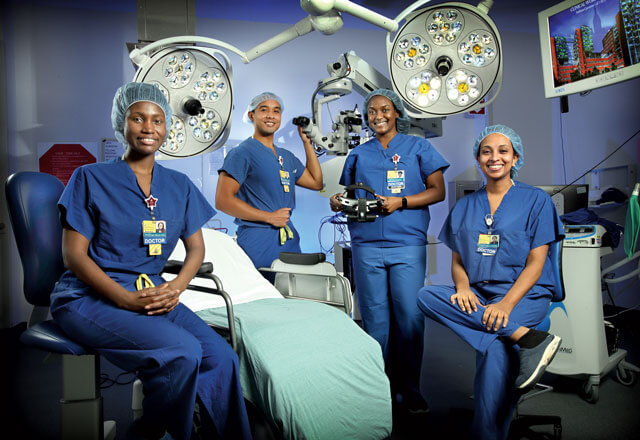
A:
[538,0,640,98]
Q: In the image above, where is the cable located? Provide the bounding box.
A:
[310,52,352,123]
[559,109,568,184]
[604,301,640,319]
[318,213,348,254]
[550,127,640,197]
[100,370,137,389]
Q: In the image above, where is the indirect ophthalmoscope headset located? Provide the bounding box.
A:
[336,182,383,222]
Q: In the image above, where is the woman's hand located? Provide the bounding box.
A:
[450,287,483,314]
[330,193,343,212]
[377,195,402,214]
[482,300,514,331]
[122,283,181,315]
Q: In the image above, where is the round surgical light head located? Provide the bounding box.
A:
[133,46,233,158]
[388,2,502,116]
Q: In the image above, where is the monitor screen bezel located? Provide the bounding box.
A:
[538,0,640,98]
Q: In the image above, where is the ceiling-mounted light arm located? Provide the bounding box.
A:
[476,0,494,15]
[301,0,398,32]
[245,12,346,62]
[385,0,435,49]
[129,36,248,66]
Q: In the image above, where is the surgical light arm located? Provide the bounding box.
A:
[129,0,439,67]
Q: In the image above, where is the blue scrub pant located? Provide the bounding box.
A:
[351,244,426,405]
[417,284,550,440]
[52,297,252,440]
[237,224,301,281]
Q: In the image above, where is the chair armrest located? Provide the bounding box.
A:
[258,268,353,316]
[163,260,214,276]
[278,252,326,265]
[161,261,237,352]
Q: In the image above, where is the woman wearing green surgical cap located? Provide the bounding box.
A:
[417,124,564,440]
[330,88,449,415]
[49,82,252,439]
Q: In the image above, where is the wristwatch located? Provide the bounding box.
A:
[401,197,408,210]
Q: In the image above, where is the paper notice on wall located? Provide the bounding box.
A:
[102,139,124,161]
[38,142,99,185]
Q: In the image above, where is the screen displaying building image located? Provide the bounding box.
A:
[548,0,639,88]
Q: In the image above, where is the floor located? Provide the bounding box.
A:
[3,306,640,439]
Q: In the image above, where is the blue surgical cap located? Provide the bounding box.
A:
[473,124,524,178]
[363,88,411,134]
[243,91,284,124]
[111,82,172,146]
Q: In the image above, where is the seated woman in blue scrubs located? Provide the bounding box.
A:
[216,92,323,274]
[417,125,563,440]
[49,82,252,440]
[330,89,449,415]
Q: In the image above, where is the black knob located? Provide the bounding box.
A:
[184,99,204,116]
[435,56,453,76]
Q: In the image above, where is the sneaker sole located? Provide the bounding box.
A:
[517,335,562,390]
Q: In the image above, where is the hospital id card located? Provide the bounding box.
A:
[477,233,499,255]
[387,169,405,194]
[279,170,291,192]
[142,220,167,245]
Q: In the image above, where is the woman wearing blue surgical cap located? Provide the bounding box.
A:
[417,125,564,440]
[330,88,449,415]
[49,82,252,439]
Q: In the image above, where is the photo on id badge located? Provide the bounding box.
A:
[477,233,499,255]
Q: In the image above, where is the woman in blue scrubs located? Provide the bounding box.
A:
[50,82,252,440]
[417,125,563,440]
[216,92,323,274]
[330,89,449,414]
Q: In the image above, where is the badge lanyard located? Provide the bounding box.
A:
[278,155,291,193]
[484,213,494,234]
[142,194,165,256]
[387,153,405,194]
[477,213,499,256]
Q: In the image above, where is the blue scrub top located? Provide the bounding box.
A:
[219,137,304,228]
[340,133,449,247]
[51,158,215,308]
[439,182,564,295]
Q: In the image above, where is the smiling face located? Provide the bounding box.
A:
[476,133,519,181]
[249,99,282,137]
[367,95,399,137]
[123,101,167,156]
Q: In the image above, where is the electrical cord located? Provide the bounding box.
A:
[100,370,137,389]
[318,213,348,254]
[310,52,352,123]
[550,127,640,197]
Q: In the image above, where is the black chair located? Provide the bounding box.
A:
[509,239,564,439]
[5,171,116,439]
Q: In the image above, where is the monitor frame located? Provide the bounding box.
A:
[538,0,640,98]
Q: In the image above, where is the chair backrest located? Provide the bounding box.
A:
[549,239,565,302]
[5,172,66,307]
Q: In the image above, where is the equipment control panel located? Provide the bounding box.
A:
[563,224,607,248]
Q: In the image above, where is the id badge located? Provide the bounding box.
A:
[387,169,405,194]
[477,233,499,255]
[279,170,291,191]
[142,220,167,245]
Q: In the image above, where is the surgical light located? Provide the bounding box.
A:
[132,45,233,159]
[387,1,502,117]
